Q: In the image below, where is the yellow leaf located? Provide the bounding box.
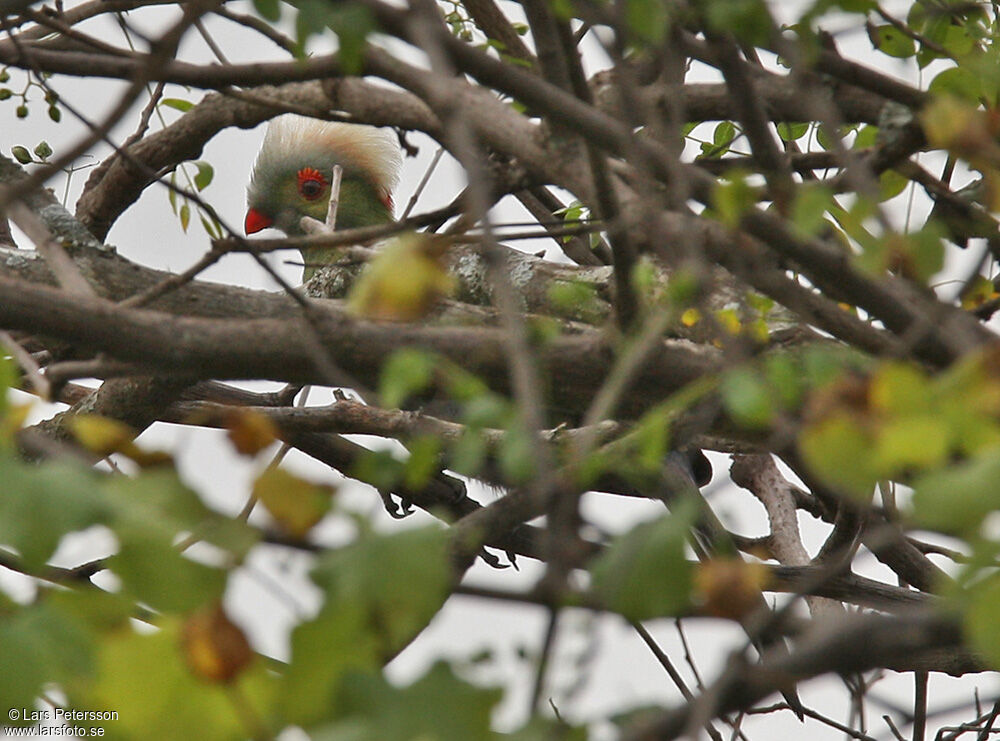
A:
[253,467,334,538]
[921,97,1000,169]
[224,409,279,456]
[922,97,984,154]
[348,233,456,321]
[868,361,930,416]
[1,402,31,440]
[799,411,878,501]
[69,414,172,467]
[680,307,701,327]
[181,603,253,684]
[126,448,175,469]
[693,558,770,620]
[714,308,741,335]
[960,276,1000,310]
[70,415,136,456]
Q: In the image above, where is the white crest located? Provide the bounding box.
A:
[255,114,401,202]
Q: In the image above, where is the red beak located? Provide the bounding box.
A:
[245,208,274,235]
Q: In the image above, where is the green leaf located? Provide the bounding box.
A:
[776,122,808,142]
[763,352,803,409]
[103,469,214,542]
[870,24,915,58]
[853,124,878,149]
[869,361,931,416]
[315,662,501,741]
[623,0,670,45]
[965,573,1000,668]
[193,161,213,191]
[0,351,16,418]
[816,123,845,151]
[352,448,404,491]
[968,50,1000,107]
[160,98,194,113]
[929,66,982,102]
[878,169,909,201]
[283,528,453,726]
[713,120,737,148]
[462,393,509,428]
[805,0,876,17]
[252,0,281,22]
[403,435,441,490]
[102,466,257,561]
[280,601,380,726]
[911,451,1000,533]
[498,419,535,484]
[702,0,772,45]
[802,345,870,388]
[179,203,191,232]
[298,2,375,73]
[876,226,944,284]
[199,215,222,239]
[73,619,276,740]
[448,430,487,478]
[0,454,106,569]
[711,170,756,228]
[10,146,31,164]
[721,367,775,429]
[311,526,451,652]
[547,280,606,323]
[293,0,329,55]
[791,183,834,238]
[506,718,587,741]
[799,413,877,500]
[168,173,178,215]
[0,602,94,717]
[872,415,950,474]
[32,140,51,160]
[628,406,671,477]
[110,538,226,613]
[379,348,435,409]
[443,365,490,404]
[49,587,134,634]
[590,500,697,620]
[942,24,976,59]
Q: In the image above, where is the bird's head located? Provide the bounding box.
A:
[245,115,401,237]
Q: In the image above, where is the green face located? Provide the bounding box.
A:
[248,158,392,237]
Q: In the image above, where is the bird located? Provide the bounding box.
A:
[245,114,402,278]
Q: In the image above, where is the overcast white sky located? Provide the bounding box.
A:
[2,1,997,738]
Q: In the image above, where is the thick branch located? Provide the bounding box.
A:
[0,274,720,419]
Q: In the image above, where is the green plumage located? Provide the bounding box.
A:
[246,115,401,280]
[247,157,392,235]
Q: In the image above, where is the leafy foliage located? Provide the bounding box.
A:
[7,0,1000,738]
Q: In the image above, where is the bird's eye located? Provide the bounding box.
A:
[300,179,324,200]
[297,167,327,201]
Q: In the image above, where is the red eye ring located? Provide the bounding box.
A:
[297,167,327,201]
